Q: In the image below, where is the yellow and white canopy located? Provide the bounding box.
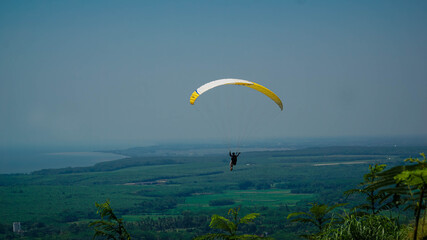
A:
[189,78,283,110]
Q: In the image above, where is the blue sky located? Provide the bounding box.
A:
[0,0,426,149]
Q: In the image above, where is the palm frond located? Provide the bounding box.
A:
[240,213,260,224]
[209,215,234,234]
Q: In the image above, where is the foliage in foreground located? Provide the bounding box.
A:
[89,200,131,240]
[286,153,427,240]
[287,202,347,238]
[367,153,427,240]
[344,163,396,215]
[195,207,270,240]
[317,213,411,240]
[395,154,427,240]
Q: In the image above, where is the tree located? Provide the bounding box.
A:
[344,164,396,215]
[287,202,347,239]
[367,153,427,240]
[394,153,426,240]
[195,207,270,240]
[89,200,131,240]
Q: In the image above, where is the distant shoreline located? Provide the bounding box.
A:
[0,151,128,174]
[45,151,128,158]
[313,161,369,166]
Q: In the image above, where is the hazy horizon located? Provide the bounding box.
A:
[1,135,426,153]
[1,1,426,149]
[2,135,426,174]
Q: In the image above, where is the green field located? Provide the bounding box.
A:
[0,185,146,223]
[175,189,314,211]
[1,145,426,239]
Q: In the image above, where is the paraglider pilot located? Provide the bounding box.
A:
[229,151,240,171]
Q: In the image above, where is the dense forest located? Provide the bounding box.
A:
[0,146,426,239]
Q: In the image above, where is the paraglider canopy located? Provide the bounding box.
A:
[189,79,283,111]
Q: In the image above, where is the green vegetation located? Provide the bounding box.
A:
[287,202,347,238]
[89,200,131,240]
[0,146,426,239]
[344,163,392,215]
[285,152,426,240]
[366,153,427,240]
[319,214,410,240]
[395,154,426,240]
[195,207,267,240]
[175,189,314,212]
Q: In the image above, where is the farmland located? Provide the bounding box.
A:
[1,145,426,239]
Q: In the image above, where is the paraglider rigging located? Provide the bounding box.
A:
[189,78,283,170]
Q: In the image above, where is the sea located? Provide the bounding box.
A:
[0,149,126,174]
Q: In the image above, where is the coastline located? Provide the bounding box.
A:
[0,150,128,174]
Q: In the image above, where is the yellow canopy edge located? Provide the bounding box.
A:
[247,83,283,111]
[189,79,283,111]
[189,91,199,105]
